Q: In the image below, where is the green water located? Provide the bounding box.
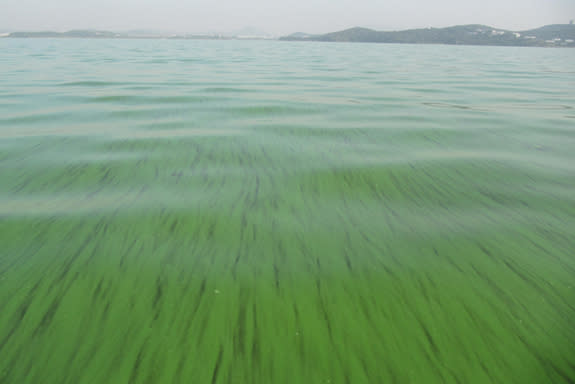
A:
[1,39,574,383]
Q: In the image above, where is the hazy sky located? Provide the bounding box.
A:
[1,0,574,35]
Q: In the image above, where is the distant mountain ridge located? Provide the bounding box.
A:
[280,24,575,47]
[3,24,574,46]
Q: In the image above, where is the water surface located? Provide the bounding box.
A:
[1,39,574,383]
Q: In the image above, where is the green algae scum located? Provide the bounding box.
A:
[1,39,574,383]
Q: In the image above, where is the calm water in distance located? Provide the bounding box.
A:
[1,39,575,383]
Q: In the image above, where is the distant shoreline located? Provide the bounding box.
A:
[0,30,273,41]
[2,24,574,47]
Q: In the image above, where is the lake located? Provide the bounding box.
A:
[1,39,574,383]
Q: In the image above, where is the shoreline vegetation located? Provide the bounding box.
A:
[1,24,574,47]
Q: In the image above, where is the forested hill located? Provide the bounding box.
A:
[280,24,575,47]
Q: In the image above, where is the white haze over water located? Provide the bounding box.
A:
[0,0,574,35]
